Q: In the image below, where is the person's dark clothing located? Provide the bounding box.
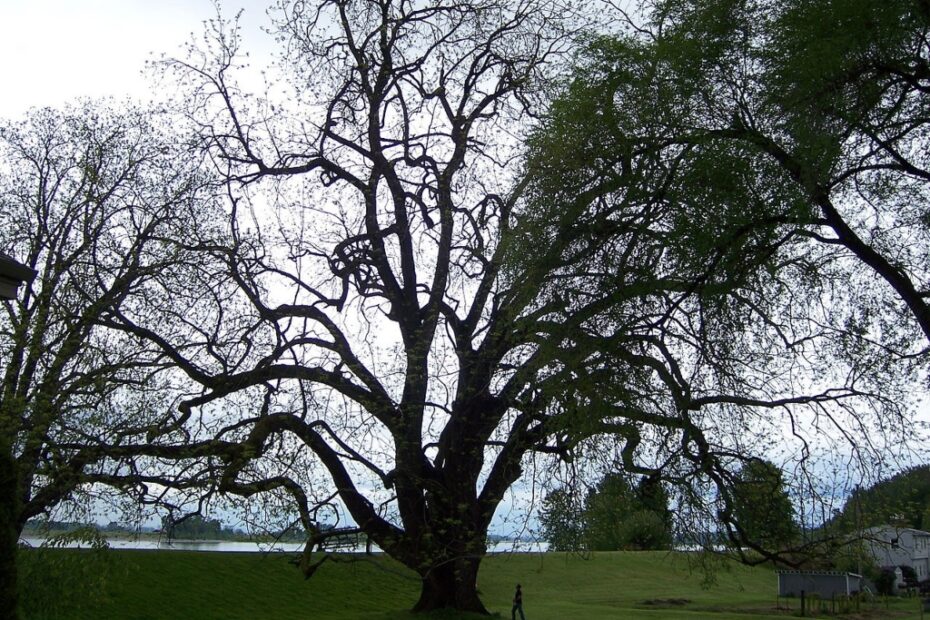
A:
[512,585,525,620]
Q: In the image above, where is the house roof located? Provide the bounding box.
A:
[864,525,930,537]
[777,570,863,578]
[0,253,37,299]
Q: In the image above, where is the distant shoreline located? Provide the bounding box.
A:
[19,534,548,554]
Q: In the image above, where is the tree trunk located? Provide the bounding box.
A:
[0,452,20,620]
[412,554,488,615]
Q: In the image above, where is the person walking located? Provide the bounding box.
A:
[512,583,525,620]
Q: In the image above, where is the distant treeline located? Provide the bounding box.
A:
[23,520,129,535]
[161,515,250,541]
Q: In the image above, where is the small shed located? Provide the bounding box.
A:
[777,571,864,598]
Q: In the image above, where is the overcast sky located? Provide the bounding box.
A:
[0,0,275,120]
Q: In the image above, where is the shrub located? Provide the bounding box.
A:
[874,568,897,596]
[18,527,121,617]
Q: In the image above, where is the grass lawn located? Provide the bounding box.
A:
[19,548,927,619]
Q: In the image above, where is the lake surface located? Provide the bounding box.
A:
[20,536,548,554]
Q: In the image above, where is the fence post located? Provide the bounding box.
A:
[800,590,805,617]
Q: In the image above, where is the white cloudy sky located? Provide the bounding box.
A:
[0,0,275,120]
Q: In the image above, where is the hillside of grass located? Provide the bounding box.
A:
[19,548,925,619]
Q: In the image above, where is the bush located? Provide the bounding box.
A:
[874,568,897,596]
[620,510,673,551]
[18,527,121,617]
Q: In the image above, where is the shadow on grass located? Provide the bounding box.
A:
[373,611,504,620]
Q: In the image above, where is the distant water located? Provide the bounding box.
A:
[19,536,547,554]
[489,540,549,553]
[19,536,305,553]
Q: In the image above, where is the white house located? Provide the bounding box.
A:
[863,525,930,581]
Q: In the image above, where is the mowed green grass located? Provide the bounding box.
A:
[21,548,926,619]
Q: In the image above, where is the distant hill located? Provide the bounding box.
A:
[832,465,930,531]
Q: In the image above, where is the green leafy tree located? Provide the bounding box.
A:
[584,474,640,551]
[162,514,224,540]
[619,509,672,551]
[726,460,799,552]
[539,487,585,552]
[601,0,930,363]
[542,475,672,551]
[632,476,673,549]
[525,0,929,564]
[582,474,672,551]
[0,104,212,619]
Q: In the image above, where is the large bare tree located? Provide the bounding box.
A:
[73,1,914,614]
